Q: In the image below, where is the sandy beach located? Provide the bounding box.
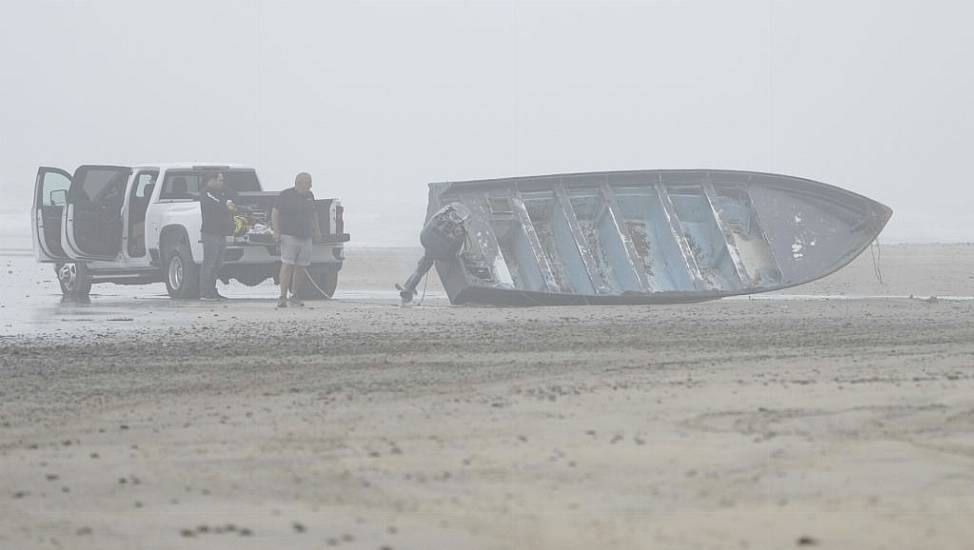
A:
[1,244,973,549]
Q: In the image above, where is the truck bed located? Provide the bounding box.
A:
[233,192,348,245]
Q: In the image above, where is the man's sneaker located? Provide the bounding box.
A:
[214,293,230,301]
[200,294,220,302]
[288,295,305,307]
[277,297,288,308]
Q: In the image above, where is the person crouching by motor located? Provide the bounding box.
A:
[272,172,322,308]
[199,171,236,301]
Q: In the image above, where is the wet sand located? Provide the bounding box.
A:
[1,245,974,549]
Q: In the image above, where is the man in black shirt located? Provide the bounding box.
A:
[272,172,321,307]
[199,171,236,301]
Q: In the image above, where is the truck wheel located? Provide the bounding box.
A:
[163,243,200,299]
[56,262,92,298]
[296,268,339,300]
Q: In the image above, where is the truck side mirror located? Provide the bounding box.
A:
[49,189,68,206]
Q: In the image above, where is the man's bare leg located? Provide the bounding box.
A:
[278,263,294,303]
[290,265,305,300]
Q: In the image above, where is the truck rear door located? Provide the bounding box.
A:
[62,165,132,261]
[32,167,73,262]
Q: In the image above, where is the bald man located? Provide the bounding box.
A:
[272,172,322,307]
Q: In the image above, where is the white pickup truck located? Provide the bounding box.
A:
[31,163,349,299]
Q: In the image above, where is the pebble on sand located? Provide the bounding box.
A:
[797,535,819,546]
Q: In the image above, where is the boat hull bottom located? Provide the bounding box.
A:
[451,286,721,306]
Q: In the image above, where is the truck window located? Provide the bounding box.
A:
[159,169,260,200]
[223,170,261,192]
[160,174,199,200]
[133,172,157,198]
[41,171,71,207]
[70,167,129,205]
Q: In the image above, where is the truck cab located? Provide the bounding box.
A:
[32,163,349,299]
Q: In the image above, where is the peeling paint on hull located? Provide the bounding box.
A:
[424,170,892,306]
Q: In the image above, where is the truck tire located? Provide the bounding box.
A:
[163,242,200,299]
[56,262,92,298]
[296,268,339,300]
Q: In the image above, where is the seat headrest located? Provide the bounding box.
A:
[171,177,187,196]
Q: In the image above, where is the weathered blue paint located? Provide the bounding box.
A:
[420,169,892,306]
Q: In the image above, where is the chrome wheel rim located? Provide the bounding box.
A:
[168,255,183,290]
[58,264,77,293]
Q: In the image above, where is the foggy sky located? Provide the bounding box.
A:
[1,0,972,246]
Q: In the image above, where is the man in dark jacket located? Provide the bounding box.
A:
[199,171,236,301]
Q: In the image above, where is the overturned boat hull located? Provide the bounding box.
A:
[422,170,892,306]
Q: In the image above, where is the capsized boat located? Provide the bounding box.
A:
[398,170,892,306]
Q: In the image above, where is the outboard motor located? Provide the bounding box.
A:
[397,202,470,304]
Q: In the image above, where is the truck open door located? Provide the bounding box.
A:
[62,165,132,261]
[32,167,74,262]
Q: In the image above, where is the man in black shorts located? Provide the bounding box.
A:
[272,172,322,308]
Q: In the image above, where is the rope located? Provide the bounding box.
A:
[299,266,331,298]
[869,238,884,284]
[415,269,431,306]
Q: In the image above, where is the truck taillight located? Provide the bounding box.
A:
[335,205,344,235]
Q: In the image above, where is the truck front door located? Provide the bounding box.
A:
[32,167,73,262]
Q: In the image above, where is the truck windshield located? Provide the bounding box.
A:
[159,169,261,199]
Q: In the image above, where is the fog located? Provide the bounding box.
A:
[1,0,972,246]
